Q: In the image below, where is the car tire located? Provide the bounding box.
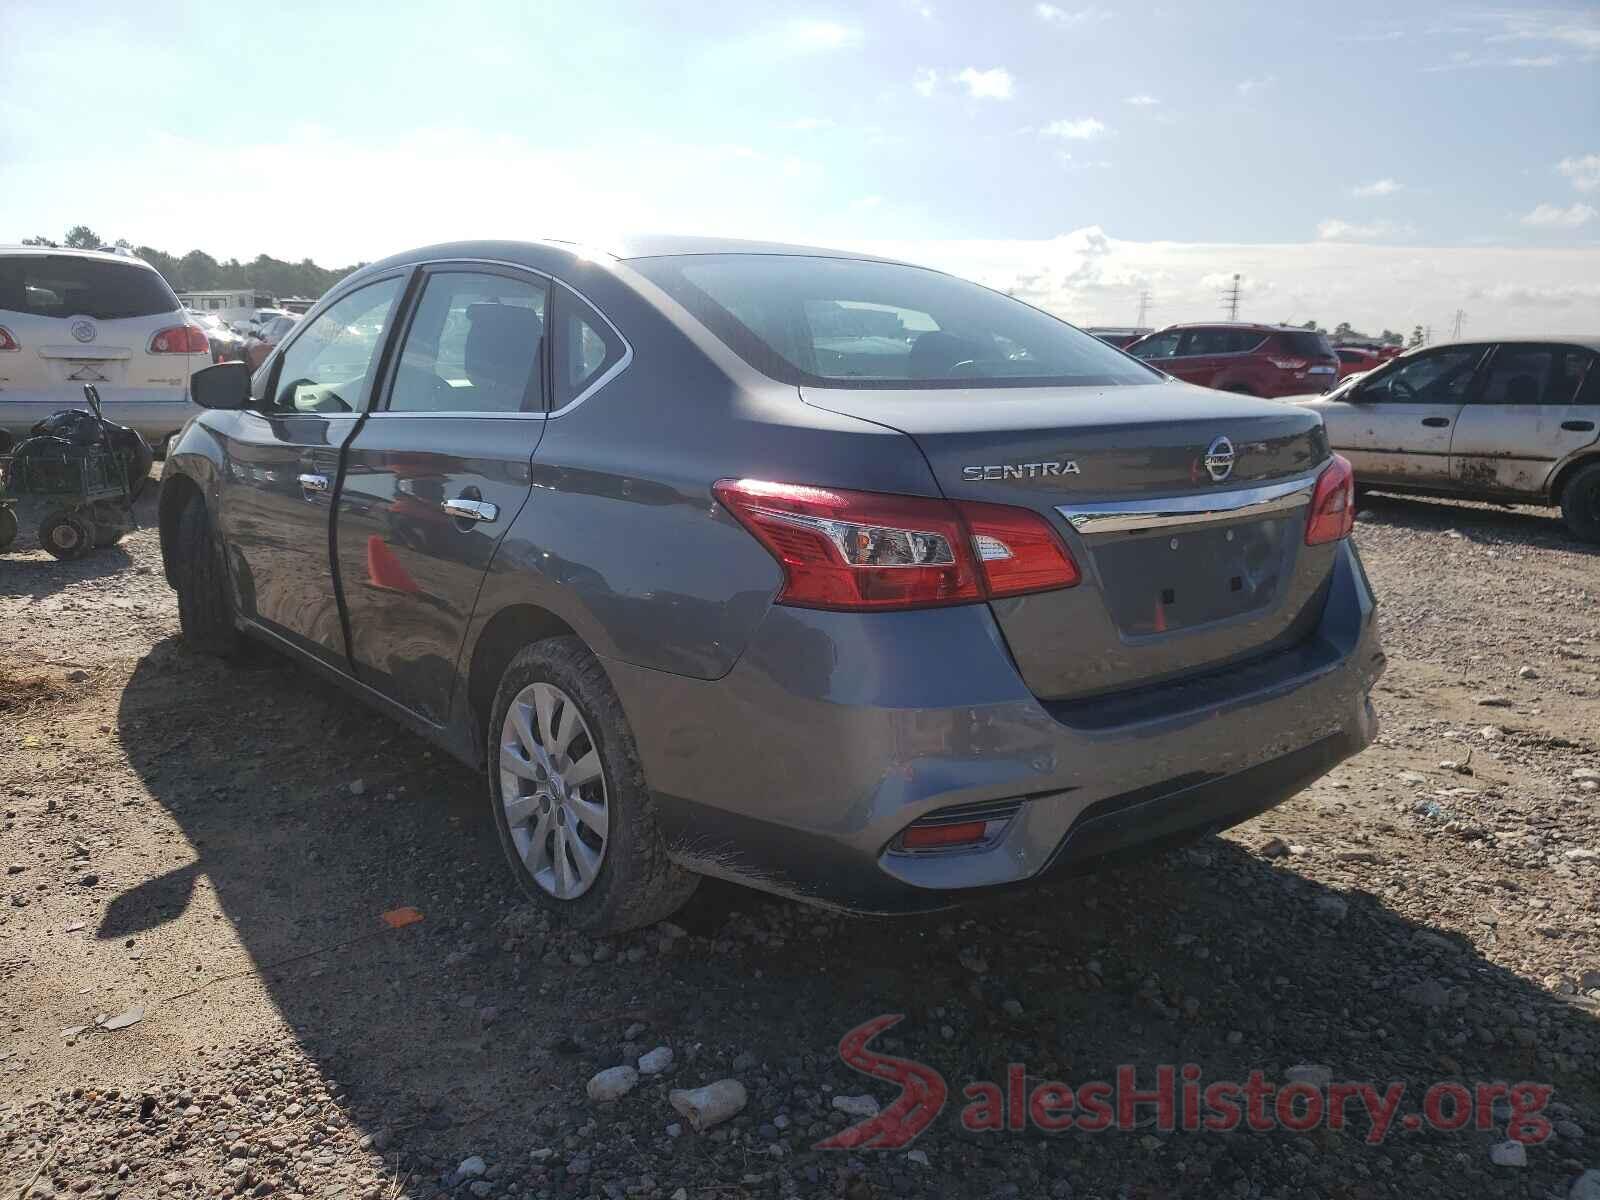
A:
[174,492,246,657]
[39,511,95,560]
[0,506,16,550]
[488,636,699,933]
[1560,461,1600,544]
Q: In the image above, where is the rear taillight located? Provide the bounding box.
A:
[713,479,1079,612]
[0,326,18,351]
[149,324,210,354]
[1305,455,1355,545]
[1268,357,1309,371]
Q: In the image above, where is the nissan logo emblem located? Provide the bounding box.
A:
[1204,436,1235,483]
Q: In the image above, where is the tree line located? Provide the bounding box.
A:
[20,224,363,301]
[1290,319,1409,347]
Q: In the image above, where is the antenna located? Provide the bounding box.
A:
[1135,288,1151,328]
[1218,274,1242,321]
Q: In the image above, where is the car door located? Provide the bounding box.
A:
[214,274,406,667]
[1317,344,1489,487]
[334,265,552,725]
[1128,328,1182,374]
[1450,343,1600,498]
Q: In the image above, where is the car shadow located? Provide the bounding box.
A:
[111,638,1599,1196]
[1358,489,1598,555]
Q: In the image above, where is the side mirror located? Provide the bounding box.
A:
[190,361,253,410]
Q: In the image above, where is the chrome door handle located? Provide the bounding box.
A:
[443,497,499,523]
[297,472,329,493]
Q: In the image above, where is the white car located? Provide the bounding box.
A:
[0,247,210,449]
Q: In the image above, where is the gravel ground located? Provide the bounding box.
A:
[1,474,1597,1200]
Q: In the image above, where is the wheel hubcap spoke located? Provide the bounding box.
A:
[502,789,541,826]
[500,745,540,783]
[566,827,602,885]
[533,684,559,751]
[567,794,607,836]
[563,750,601,790]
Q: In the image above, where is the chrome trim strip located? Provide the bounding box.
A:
[1057,472,1318,535]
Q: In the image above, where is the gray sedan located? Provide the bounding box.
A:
[157,236,1383,932]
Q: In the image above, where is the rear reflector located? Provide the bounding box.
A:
[149,324,210,354]
[0,326,18,352]
[900,820,989,849]
[1305,454,1355,545]
[713,479,1079,612]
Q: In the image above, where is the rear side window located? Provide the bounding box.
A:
[552,287,625,408]
[1276,330,1335,358]
[632,253,1157,389]
[1553,348,1595,404]
[0,255,178,320]
[1179,328,1264,355]
[1478,348,1552,405]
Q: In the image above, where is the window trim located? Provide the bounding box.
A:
[1351,344,1492,405]
[356,258,633,421]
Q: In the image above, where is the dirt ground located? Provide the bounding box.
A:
[1,472,1597,1200]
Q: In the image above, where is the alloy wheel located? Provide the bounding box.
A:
[498,681,608,899]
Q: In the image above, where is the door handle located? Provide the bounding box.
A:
[443,497,499,523]
[1561,420,1596,432]
[1420,417,1451,427]
[297,472,329,493]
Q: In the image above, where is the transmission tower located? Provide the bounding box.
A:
[1135,289,1151,328]
[1219,274,1242,321]
[1450,309,1466,340]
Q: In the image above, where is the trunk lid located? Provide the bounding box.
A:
[801,381,1336,702]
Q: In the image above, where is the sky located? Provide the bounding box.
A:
[2,0,1597,336]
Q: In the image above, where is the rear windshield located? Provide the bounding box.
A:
[0,255,179,320]
[1276,330,1335,358]
[630,254,1160,389]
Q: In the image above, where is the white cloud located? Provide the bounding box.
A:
[1043,117,1108,140]
[912,67,939,97]
[776,19,862,52]
[1123,94,1159,106]
[1317,218,1416,241]
[954,67,1015,100]
[1236,75,1274,95]
[1350,179,1403,198]
[1034,4,1107,25]
[1487,10,1600,53]
[1558,153,1600,192]
[780,117,834,131]
[1521,201,1597,228]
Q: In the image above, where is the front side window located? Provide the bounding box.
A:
[1361,346,1484,405]
[270,277,401,413]
[0,256,178,320]
[631,254,1157,390]
[1129,330,1182,360]
[1478,348,1553,406]
[387,271,549,414]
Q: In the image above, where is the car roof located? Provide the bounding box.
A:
[1426,334,1600,351]
[0,245,160,269]
[1150,321,1306,333]
[366,236,910,275]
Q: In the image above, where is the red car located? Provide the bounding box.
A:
[1334,346,1384,379]
[245,314,301,371]
[1126,322,1341,397]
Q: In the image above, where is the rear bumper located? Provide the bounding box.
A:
[604,539,1384,914]
[0,386,197,443]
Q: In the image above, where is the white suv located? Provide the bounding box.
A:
[0,247,210,450]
